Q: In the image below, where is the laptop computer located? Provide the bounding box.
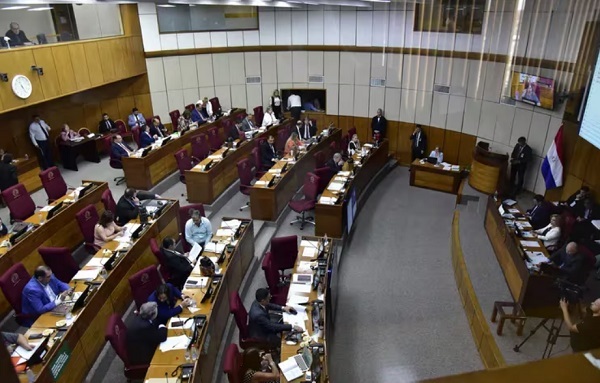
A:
[426,156,438,164]
[140,147,152,157]
[160,136,172,147]
[76,183,95,200]
[279,347,313,381]
[46,202,64,219]
[293,347,313,371]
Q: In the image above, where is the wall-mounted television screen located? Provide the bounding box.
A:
[510,71,555,110]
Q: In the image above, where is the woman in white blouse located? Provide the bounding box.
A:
[262,106,279,127]
[429,146,444,164]
[534,214,561,251]
[348,134,360,155]
[270,90,282,119]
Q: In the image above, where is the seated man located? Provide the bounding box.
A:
[248,288,303,344]
[5,22,30,46]
[161,237,194,289]
[547,242,588,285]
[184,209,212,249]
[326,153,344,175]
[563,186,590,211]
[99,113,118,134]
[260,135,277,170]
[22,266,71,327]
[241,115,257,132]
[191,102,207,124]
[110,135,133,161]
[115,188,160,225]
[298,117,316,140]
[261,106,278,127]
[571,198,600,241]
[149,117,167,138]
[139,125,155,148]
[560,297,600,353]
[526,194,553,230]
[126,302,167,366]
[127,107,146,128]
[148,284,192,326]
[2,331,33,353]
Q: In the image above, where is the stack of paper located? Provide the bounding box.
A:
[208,155,222,160]
[319,196,336,204]
[526,251,549,265]
[159,335,190,352]
[85,258,111,268]
[333,176,348,182]
[268,168,282,174]
[297,261,314,273]
[301,240,319,248]
[302,247,317,259]
[451,165,460,171]
[283,312,307,331]
[503,199,517,206]
[72,268,101,281]
[289,283,312,295]
[205,242,226,253]
[327,182,344,192]
[337,171,351,176]
[520,240,541,248]
[216,228,235,237]
[255,180,268,187]
[222,219,242,230]
[516,221,532,229]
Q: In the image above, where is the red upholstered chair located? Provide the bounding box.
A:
[105,314,149,381]
[185,104,195,112]
[131,126,141,148]
[145,117,153,127]
[115,119,132,140]
[340,134,350,156]
[229,292,266,349]
[179,204,205,252]
[261,251,289,306]
[2,183,36,222]
[39,166,68,203]
[253,106,264,127]
[191,134,210,161]
[314,166,333,195]
[348,127,357,138]
[251,147,268,180]
[103,135,113,154]
[102,189,117,215]
[289,173,320,229]
[149,238,171,282]
[209,97,221,116]
[38,247,79,282]
[237,158,253,211]
[313,150,326,169]
[276,128,287,155]
[108,151,126,186]
[78,128,91,136]
[236,124,246,143]
[0,263,34,326]
[269,235,298,281]
[76,204,100,254]
[208,127,222,152]
[174,149,198,184]
[329,140,338,154]
[128,265,163,309]
[169,110,180,128]
[223,344,243,383]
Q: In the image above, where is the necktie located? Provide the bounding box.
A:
[107,121,111,131]
[270,144,274,154]
[119,143,129,154]
[39,123,49,140]
[135,115,141,126]
[531,205,538,215]
[304,125,309,139]
[542,227,551,235]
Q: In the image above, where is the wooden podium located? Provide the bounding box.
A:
[469,142,508,195]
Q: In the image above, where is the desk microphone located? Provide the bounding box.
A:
[164,372,169,383]
[84,281,102,286]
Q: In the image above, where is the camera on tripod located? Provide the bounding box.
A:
[554,278,584,304]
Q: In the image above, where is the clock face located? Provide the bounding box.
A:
[12,75,32,99]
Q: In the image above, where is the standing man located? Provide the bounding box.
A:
[410,125,427,162]
[287,92,302,122]
[371,108,387,138]
[510,136,532,195]
[127,107,146,129]
[126,302,168,366]
[29,115,53,170]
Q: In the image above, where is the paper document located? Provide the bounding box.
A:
[208,155,222,160]
[85,257,111,268]
[115,242,130,251]
[12,341,43,361]
[327,182,344,192]
[520,240,541,248]
[188,243,202,264]
[508,208,520,213]
[297,261,314,273]
[146,206,158,214]
[279,358,304,381]
[301,240,319,248]
[289,283,312,295]
[333,176,348,182]
[302,247,317,259]
[319,197,336,205]
[287,295,309,305]
[72,268,101,281]
[268,168,282,174]
[40,205,53,212]
[205,242,226,253]
[216,228,235,237]
[503,199,517,206]
[292,274,313,284]
[451,165,460,171]
[254,180,268,187]
[363,143,373,148]
[222,219,242,230]
[592,220,600,230]
[521,231,535,238]
[159,335,190,352]
[168,317,194,330]
[338,171,351,176]
[516,221,532,229]
[526,251,549,265]
[283,312,307,331]
[185,277,209,288]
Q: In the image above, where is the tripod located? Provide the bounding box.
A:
[513,317,567,359]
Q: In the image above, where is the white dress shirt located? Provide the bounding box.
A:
[38,280,61,304]
[262,112,278,127]
[29,120,51,143]
[287,94,301,109]
[429,150,444,163]
[205,101,213,117]
[535,224,561,248]
[272,96,281,106]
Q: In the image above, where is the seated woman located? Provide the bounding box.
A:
[348,134,360,155]
[429,146,444,164]
[242,348,280,383]
[94,210,123,248]
[534,214,561,251]
[262,106,279,127]
[284,132,301,156]
[59,124,81,142]
[147,284,192,326]
[140,125,156,148]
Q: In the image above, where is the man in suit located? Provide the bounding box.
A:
[115,188,160,225]
[526,194,553,230]
[21,266,71,327]
[241,115,257,132]
[326,153,344,175]
[410,125,427,162]
[260,135,277,170]
[99,113,118,134]
[547,242,588,285]
[5,22,30,46]
[126,302,168,366]
[191,102,207,124]
[248,288,302,344]
[229,123,241,140]
[572,198,600,240]
[297,118,316,140]
[149,117,167,138]
[110,135,133,160]
[127,107,146,128]
[371,108,387,138]
[161,237,193,289]
[510,136,533,195]
[0,153,18,192]
[139,126,155,148]
[564,186,591,213]
[28,115,54,170]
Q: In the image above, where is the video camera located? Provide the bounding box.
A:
[554,278,584,304]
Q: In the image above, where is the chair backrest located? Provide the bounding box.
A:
[36,33,48,44]
[329,140,337,153]
[179,204,205,252]
[191,134,210,161]
[105,313,131,366]
[185,104,195,112]
[208,127,221,151]
[229,291,249,339]
[1,183,36,221]
[38,247,79,282]
[0,263,30,315]
[276,129,287,153]
[78,128,91,136]
[39,166,68,202]
[76,204,99,246]
[348,127,357,138]
[209,97,221,114]
[304,172,320,201]
[251,148,261,172]
[223,344,242,383]
[132,127,141,147]
[115,120,127,135]
[104,135,113,154]
[101,189,117,215]
[145,118,153,127]
[270,235,298,272]
[261,251,279,292]
[341,134,349,154]
[174,149,193,178]
[169,110,181,128]
[314,166,333,194]
[253,106,264,127]
[237,158,254,188]
[313,150,326,169]
[128,265,162,309]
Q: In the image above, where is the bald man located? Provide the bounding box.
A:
[548,242,588,285]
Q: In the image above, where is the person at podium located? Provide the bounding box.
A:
[509,136,532,195]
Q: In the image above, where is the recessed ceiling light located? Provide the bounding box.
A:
[156,4,177,7]
[28,7,53,11]
[1,6,30,10]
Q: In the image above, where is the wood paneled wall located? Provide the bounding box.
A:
[0,74,152,158]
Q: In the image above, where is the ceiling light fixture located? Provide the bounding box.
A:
[1,6,30,10]
[157,4,177,7]
[28,7,53,11]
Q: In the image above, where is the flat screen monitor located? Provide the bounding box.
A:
[510,71,555,110]
[580,49,600,150]
[346,187,357,235]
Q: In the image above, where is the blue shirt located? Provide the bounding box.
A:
[184,217,212,247]
[148,284,183,326]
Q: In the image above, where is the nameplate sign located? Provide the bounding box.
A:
[50,343,71,381]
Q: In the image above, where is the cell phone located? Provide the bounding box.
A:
[29,333,43,340]
[171,320,184,328]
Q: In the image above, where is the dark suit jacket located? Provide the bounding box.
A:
[260,141,276,169]
[550,248,588,285]
[126,316,167,366]
[149,124,167,138]
[575,204,600,221]
[326,159,342,175]
[115,193,155,225]
[229,124,240,140]
[527,203,552,230]
[510,144,532,169]
[241,118,256,132]
[140,132,155,148]
[296,123,316,140]
[99,119,118,134]
[410,131,427,154]
[0,163,18,191]
[162,247,193,288]
[110,142,132,160]
[248,300,291,342]
[371,116,387,137]
[5,30,30,46]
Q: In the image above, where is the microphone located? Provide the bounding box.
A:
[84,281,102,286]
[165,372,169,383]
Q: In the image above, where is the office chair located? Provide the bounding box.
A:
[174,149,199,198]
[223,344,243,383]
[314,166,333,195]
[128,265,163,309]
[169,109,180,128]
[208,126,222,152]
[0,263,36,326]
[229,292,269,350]
[237,158,253,211]
[39,166,68,203]
[105,314,150,381]
[75,204,100,254]
[38,247,79,282]
[191,134,210,161]
[2,183,36,222]
[262,251,289,306]
[115,119,132,141]
[268,235,298,284]
[101,189,117,215]
[289,173,320,229]
[253,106,264,127]
[313,150,326,169]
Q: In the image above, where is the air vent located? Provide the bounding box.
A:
[246,76,261,84]
[309,75,324,83]
[501,96,516,106]
[370,78,386,87]
[434,84,450,94]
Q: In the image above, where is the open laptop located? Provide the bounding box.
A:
[279,347,313,381]
[140,147,152,157]
[46,202,64,219]
[75,183,95,200]
[160,136,172,147]
[426,156,438,164]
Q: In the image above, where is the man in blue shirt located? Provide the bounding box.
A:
[184,209,212,248]
[21,266,71,327]
[191,102,207,124]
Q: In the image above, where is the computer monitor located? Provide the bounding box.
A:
[77,183,95,200]
[9,225,29,245]
[46,202,64,219]
[140,147,152,157]
[160,136,172,147]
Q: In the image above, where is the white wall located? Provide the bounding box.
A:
[0,9,55,43]
[73,4,123,40]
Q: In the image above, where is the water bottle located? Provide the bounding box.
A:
[38,213,45,225]
[191,346,199,360]
[65,308,72,321]
[26,368,36,382]
[100,267,108,280]
[184,348,191,362]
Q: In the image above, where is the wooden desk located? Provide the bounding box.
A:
[185,121,291,204]
[122,109,244,190]
[144,218,254,383]
[0,181,108,320]
[250,128,342,221]
[484,196,561,319]
[280,236,330,383]
[410,159,463,194]
[57,137,101,171]
[315,140,389,238]
[14,157,42,194]
[16,200,180,383]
